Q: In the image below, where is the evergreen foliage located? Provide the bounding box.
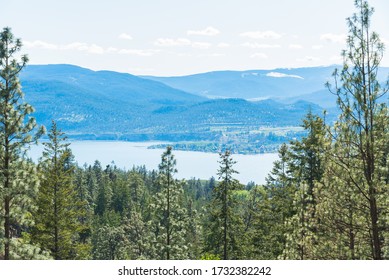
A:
[0,0,388,260]
[0,27,45,260]
[149,146,190,260]
[205,150,245,259]
[32,121,90,259]
[323,0,389,259]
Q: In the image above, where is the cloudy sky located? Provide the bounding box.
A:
[1,0,389,76]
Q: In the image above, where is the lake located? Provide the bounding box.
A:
[28,141,279,185]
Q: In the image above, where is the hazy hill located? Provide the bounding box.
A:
[143,66,389,108]
[18,64,333,151]
[143,67,334,99]
[21,64,206,107]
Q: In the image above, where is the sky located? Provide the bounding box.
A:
[1,0,389,76]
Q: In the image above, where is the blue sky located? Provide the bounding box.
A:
[1,0,389,76]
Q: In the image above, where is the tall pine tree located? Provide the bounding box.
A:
[283,111,327,259]
[325,0,389,259]
[205,150,244,260]
[32,121,85,259]
[0,27,44,259]
[150,146,189,260]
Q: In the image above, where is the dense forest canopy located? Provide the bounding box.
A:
[0,0,388,260]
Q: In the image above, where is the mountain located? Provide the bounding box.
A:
[21,64,205,107]
[143,66,389,108]
[18,64,334,152]
[143,67,335,99]
[21,64,207,135]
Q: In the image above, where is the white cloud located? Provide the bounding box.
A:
[217,42,230,48]
[87,44,105,54]
[154,38,191,47]
[24,40,158,56]
[289,44,303,49]
[187,26,220,36]
[242,42,281,49]
[25,40,105,54]
[62,42,88,51]
[192,42,212,49]
[24,40,58,50]
[240,30,282,40]
[154,38,211,49]
[266,72,304,79]
[320,33,347,44]
[118,49,159,56]
[250,53,268,59]
[118,33,133,40]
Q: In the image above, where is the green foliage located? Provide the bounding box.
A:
[32,121,91,259]
[200,252,221,260]
[283,111,327,259]
[323,0,389,259]
[0,26,45,259]
[92,224,127,260]
[204,150,245,260]
[149,147,190,260]
[1,0,389,260]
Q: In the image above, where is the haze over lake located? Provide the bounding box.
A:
[29,141,278,185]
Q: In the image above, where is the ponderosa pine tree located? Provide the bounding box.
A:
[0,27,45,259]
[283,111,327,259]
[325,0,389,259]
[92,222,127,260]
[150,146,189,260]
[205,150,244,260]
[314,127,370,259]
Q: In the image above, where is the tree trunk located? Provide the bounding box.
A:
[368,190,381,259]
[4,197,10,260]
[223,180,228,260]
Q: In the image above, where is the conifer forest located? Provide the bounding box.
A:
[0,0,389,260]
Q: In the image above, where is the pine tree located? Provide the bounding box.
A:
[314,133,369,259]
[325,0,389,259]
[0,27,44,259]
[242,184,275,259]
[94,162,112,216]
[205,150,244,260]
[263,144,296,259]
[283,111,327,259]
[92,223,127,260]
[150,146,189,260]
[122,211,151,259]
[73,166,93,253]
[32,121,84,259]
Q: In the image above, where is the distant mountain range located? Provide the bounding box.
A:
[18,64,389,152]
[144,66,389,108]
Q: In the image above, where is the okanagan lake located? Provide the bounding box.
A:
[29,141,279,184]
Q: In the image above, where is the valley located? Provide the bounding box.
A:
[20,64,389,154]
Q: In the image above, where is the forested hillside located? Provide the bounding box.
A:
[20,64,331,153]
[0,0,388,260]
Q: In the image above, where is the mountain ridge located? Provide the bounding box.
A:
[17,64,345,153]
[142,65,389,108]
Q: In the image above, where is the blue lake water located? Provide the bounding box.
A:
[28,141,278,185]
